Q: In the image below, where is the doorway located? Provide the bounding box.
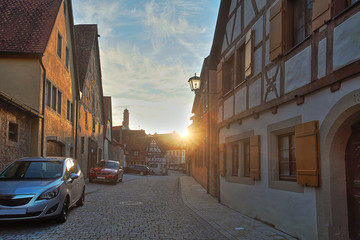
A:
[346,122,360,239]
[46,140,64,157]
[87,138,98,176]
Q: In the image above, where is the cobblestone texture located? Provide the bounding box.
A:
[0,172,296,240]
[0,173,227,240]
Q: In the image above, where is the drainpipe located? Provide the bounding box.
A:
[39,56,46,157]
[74,93,79,160]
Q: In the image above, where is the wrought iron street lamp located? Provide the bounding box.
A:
[188,73,201,92]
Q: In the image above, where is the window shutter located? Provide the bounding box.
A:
[269,0,283,61]
[217,62,223,94]
[219,143,226,177]
[245,29,253,78]
[295,121,320,187]
[312,0,332,31]
[250,135,261,180]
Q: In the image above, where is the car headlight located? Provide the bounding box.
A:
[37,186,60,200]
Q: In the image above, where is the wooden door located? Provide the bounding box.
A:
[46,141,63,157]
[87,138,98,175]
[346,123,360,239]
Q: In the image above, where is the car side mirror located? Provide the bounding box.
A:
[70,173,79,180]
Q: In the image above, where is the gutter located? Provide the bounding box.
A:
[0,91,43,118]
[39,56,46,157]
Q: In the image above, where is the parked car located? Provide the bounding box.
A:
[89,160,123,184]
[124,164,151,176]
[148,163,168,175]
[0,157,85,223]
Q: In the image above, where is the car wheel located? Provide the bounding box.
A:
[139,171,144,176]
[56,197,69,223]
[76,188,85,206]
[111,177,117,185]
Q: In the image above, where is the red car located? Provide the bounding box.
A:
[89,160,124,184]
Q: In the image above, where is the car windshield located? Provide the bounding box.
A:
[0,161,63,180]
[99,161,118,169]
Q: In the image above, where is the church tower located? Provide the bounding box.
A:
[122,108,129,130]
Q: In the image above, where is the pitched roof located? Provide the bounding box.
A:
[74,24,98,90]
[0,0,62,54]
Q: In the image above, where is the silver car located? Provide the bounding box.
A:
[0,157,85,223]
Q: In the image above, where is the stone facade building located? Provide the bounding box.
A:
[74,24,105,177]
[0,0,79,169]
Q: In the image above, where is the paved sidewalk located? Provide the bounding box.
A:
[180,176,296,240]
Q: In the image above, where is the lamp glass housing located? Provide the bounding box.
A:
[188,74,201,92]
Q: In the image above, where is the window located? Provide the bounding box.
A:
[236,45,245,86]
[65,45,70,69]
[57,91,62,114]
[52,86,57,111]
[289,0,312,48]
[278,133,296,181]
[134,151,139,156]
[57,32,62,59]
[63,0,66,17]
[92,119,95,133]
[243,141,250,177]
[70,102,74,123]
[8,122,18,142]
[45,80,51,107]
[223,55,234,95]
[334,0,359,15]
[269,0,313,60]
[232,144,239,176]
[67,100,73,123]
[81,137,84,154]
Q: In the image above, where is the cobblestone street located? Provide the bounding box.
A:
[0,172,226,240]
[0,172,294,240]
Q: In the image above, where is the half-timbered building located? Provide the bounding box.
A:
[192,0,360,239]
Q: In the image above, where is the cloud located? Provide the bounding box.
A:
[72,0,219,134]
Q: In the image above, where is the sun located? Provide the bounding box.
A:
[179,129,189,138]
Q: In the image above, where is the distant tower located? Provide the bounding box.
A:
[122,108,129,130]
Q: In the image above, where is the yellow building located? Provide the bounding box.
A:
[0,0,79,167]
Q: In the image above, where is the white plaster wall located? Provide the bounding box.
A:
[285,46,312,93]
[265,65,281,102]
[318,38,327,79]
[255,0,267,11]
[265,39,270,66]
[224,96,234,120]
[219,76,360,239]
[249,78,261,108]
[244,0,255,29]
[235,87,247,114]
[333,11,360,70]
[254,46,263,76]
[233,6,242,40]
[229,0,237,14]
[226,15,235,43]
[253,16,263,46]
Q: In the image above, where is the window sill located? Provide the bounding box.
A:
[284,35,312,57]
[225,175,255,185]
[269,179,304,193]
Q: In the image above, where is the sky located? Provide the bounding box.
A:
[72,0,220,136]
